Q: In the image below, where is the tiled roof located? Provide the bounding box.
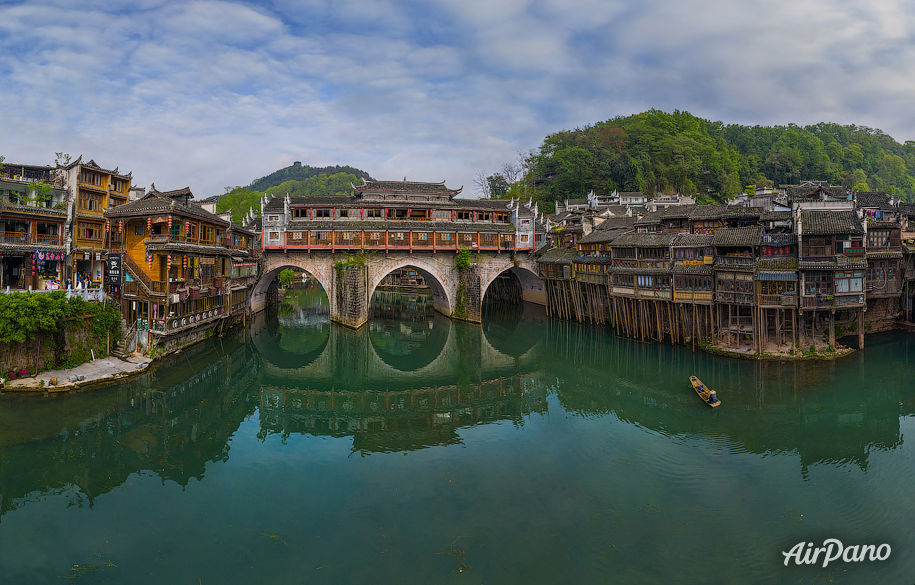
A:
[711,226,764,247]
[610,232,678,247]
[671,264,714,274]
[150,184,193,198]
[633,211,664,226]
[578,228,627,244]
[565,198,588,204]
[900,203,915,216]
[595,216,637,230]
[854,191,894,211]
[800,210,864,235]
[105,192,230,226]
[596,205,631,216]
[761,210,792,222]
[672,233,713,247]
[789,185,851,202]
[353,179,462,196]
[537,247,578,263]
[230,223,256,237]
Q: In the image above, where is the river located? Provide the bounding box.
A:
[0,286,913,584]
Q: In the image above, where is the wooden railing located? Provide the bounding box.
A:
[757,257,798,270]
[717,291,754,304]
[673,290,714,302]
[0,230,63,245]
[714,256,756,270]
[801,294,864,309]
[759,293,797,307]
[122,254,162,296]
[2,231,31,244]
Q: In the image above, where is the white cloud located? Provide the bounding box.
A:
[3,0,915,197]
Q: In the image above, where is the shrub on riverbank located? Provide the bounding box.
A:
[0,292,121,377]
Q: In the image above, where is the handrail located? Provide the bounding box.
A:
[122,254,158,296]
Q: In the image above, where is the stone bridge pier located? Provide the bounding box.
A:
[251,251,544,328]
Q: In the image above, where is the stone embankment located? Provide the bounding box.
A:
[2,355,153,393]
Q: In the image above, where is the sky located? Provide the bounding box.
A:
[2,0,915,198]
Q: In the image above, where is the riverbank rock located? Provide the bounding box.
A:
[50,377,58,386]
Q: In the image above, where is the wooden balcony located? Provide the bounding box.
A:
[636,288,671,299]
[673,290,714,303]
[759,293,797,307]
[801,294,865,309]
[717,291,754,304]
[714,256,757,270]
[2,231,32,245]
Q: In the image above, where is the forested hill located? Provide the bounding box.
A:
[249,163,373,192]
[494,110,915,207]
[216,163,374,225]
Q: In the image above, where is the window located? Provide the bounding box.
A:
[521,219,531,226]
[432,210,450,220]
[836,271,863,293]
[520,234,529,243]
[77,222,101,241]
[343,232,353,240]
[366,209,382,218]
[370,232,380,240]
[442,233,451,241]
[457,211,472,221]
[804,271,832,295]
[135,225,144,236]
[269,232,279,240]
[339,209,350,218]
[268,215,279,221]
[418,233,428,240]
[868,230,891,248]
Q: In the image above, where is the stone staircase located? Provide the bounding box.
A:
[112,319,133,358]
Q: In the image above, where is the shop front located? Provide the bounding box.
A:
[72,250,106,288]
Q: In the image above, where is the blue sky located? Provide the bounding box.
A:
[2,0,915,197]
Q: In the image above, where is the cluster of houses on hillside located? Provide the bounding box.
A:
[537,184,915,353]
[0,158,259,353]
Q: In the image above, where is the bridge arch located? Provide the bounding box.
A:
[368,257,455,317]
[480,265,544,306]
[252,254,335,314]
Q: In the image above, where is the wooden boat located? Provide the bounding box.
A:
[690,376,721,408]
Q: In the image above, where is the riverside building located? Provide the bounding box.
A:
[539,185,915,354]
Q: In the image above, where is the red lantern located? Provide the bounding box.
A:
[148,255,152,270]
[106,220,110,231]
[167,255,171,269]
[168,215,172,229]
[147,217,152,231]
[185,222,190,235]
[118,221,122,233]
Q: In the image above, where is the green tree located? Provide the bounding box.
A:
[279,268,297,287]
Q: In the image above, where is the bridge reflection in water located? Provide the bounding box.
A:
[0,290,913,524]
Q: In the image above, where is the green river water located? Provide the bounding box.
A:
[0,286,913,584]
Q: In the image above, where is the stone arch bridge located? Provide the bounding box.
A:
[251,251,544,327]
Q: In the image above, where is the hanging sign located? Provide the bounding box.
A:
[107,253,123,285]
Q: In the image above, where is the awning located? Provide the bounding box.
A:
[757,271,797,281]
